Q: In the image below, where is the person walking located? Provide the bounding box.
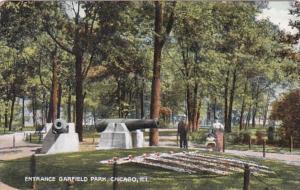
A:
[177,119,188,149]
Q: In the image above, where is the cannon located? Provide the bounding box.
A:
[42,119,79,154]
[52,119,69,134]
[95,119,159,132]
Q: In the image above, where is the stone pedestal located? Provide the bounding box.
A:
[214,129,224,152]
[131,130,144,148]
[97,123,132,149]
[42,123,52,138]
[41,123,79,154]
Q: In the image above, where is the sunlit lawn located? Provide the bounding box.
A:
[0,147,299,190]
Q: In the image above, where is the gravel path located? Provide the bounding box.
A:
[0,132,41,160]
[0,182,16,190]
[225,149,300,166]
[0,131,37,149]
[0,132,41,190]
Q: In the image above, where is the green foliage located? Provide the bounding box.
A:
[270,89,300,147]
[0,2,298,138]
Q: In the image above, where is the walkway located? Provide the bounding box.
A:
[225,149,300,166]
[145,128,300,167]
[0,132,41,190]
[0,132,41,160]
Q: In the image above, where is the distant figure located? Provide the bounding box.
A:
[212,120,224,131]
[177,120,188,149]
[212,119,224,152]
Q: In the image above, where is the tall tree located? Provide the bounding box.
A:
[149,1,176,146]
[39,2,133,141]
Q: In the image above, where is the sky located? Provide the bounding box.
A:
[259,1,298,34]
[0,0,297,35]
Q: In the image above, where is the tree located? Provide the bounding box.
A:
[270,89,300,147]
[173,2,221,131]
[290,1,300,39]
[149,1,176,146]
[38,2,135,141]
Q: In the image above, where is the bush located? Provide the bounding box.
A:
[190,129,207,144]
[159,120,173,128]
[270,89,300,147]
[255,130,267,145]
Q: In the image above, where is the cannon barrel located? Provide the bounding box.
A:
[52,119,69,134]
[95,119,159,132]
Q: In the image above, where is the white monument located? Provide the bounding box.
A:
[213,120,224,130]
[41,119,79,154]
[212,120,224,152]
[97,123,133,149]
[131,129,144,148]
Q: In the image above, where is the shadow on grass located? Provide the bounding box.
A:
[0,147,299,190]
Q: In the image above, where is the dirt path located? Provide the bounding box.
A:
[0,132,41,160]
[224,149,300,166]
[152,130,300,167]
[0,131,37,149]
[0,182,16,190]
[0,132,42,189]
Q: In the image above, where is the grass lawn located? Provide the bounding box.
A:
[0,129,13,135]
[0,126,37,135]
[24,133,43,144]
[0,147,299,190]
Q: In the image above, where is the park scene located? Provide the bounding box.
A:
[0,1,300,190]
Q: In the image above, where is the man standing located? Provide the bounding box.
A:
[177,119,188,149]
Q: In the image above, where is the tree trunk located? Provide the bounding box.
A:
[57,82,62,119]
[73,103,76,123]
[92,108,96,127]
[240,100,246,131]
[192,83,198,131]
[45,99,48,123]
[149,1,176,145]
[246,105,252,129]
[84,106,87,128]
[239,81,248,131]
[9,96,16,131]
[67,85,72,123]
[51,52,59,123]
[252,83,260,128]
[4,101,8,128]
[149,1,163,146]
[32,94,37,129]
[4,101,8,129]
[213,97,217,120]
[117,79,122,118]
[262,92,270,127]
[186,84,193,130]
[22,96,25,130]
[227,68,237,132]
[41,93,45,125]
[224,69,230,132]
[196,100,202,129]
[252,107,257,128]
[206,101,210,125]
[47,50,59,123]
[46,96,52,123]
[140,79,144,119]
[75,53,84,142]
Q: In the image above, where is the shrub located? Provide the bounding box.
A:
[270,89,300,147]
